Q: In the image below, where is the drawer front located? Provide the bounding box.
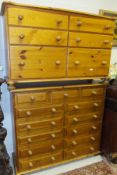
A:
[9,27,68,46]
[17,117,63,136]
[18,140,63,159]
[70,16,114,34]
[68,48,110,77]
[19,151,63,171]
[69,32,113,48]
[10,46,67,79]
[64,143,100,160]
[17,130,63,147]
[82,87,105,97]
[64,134,100,148]
[8,7,68,29]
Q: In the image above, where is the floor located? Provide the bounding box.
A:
[29,155,103,175]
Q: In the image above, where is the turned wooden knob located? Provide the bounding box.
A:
[28,150,33,155]
[76,38,81,42]
[74,60,80,65]
[27,138,32,143]
[19,34,25,39]
[51,145,56,150]
[56,36,61,42]
[102,61,107,65]
[64,93,69,97]
[104,25,111,30]
[73,117,79,123]
[51,108,56,113]
[90,136,96,141]
[30,96,35,101]
[20,55,26,59]
[55,60,61,65]
[92,126,97,130]
[29,162,33,167]
[51,133,56,138]
[90,147,95,151]
[18,15,23,20]
[27,125,31,130]
[72,140,77,145]
[56,19,62,25]
[104,40,109,44]
[77,20,83,26]
[26,111,31,116]
[51,156,56,161]
[18,62,25,66]
[51,121,56,126]
[73,129,78,134]
[72,151,77,156]
[89,68,94,72]
[93,103,99,107]
[73,105,79,110]
[92,91,97,95]
[93,114,98,119]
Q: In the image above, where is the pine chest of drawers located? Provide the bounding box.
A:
[2,2,115,175]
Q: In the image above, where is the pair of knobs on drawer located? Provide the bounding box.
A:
[72,126,97,134]
[72,147,95,156]
[76,38,110,45]
[72,137,96,146]
[28,157,56,167]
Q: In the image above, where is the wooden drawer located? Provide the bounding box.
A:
[64,134,100,148]
[70,16,114,34]
[19,151,63,171]
[66,122,102,138]
[64,143,100,160]
[17,117,63,136]
[16,105,64,123]
[82,87,105,97]
[17,130,63,147]
[8,7,68,29]
[18,140,63,159]
[69,32,113,48]
[68,48,111,77]
[10,46,67,79]
[9,27,68,46]
[65,112,103,126]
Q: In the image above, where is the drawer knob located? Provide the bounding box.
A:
[27,138,32,143]
[51,121,56,126]
[74,61,80,65]
[92,126,97,130]
[64,93,69,97]
[90,147,95,151]
[19,34,25,39]
[93,114,98,119]
[29,162,33,167]
[18,15,23,20]
[90,136,96,141]
[28,150,33,155]
[92,91,97,95]
[56,36,61,42]
[18,62,25,67]
[51,156,56,161]
[55,60,61,65]
[26,111,31,116]
[20,55,26,59]
[72,151,77,156]
[27,125,31,130]
[102,61,107,65]
[73,129,78,134]
[93,103,99,107]
[30,96,35,101]
[51,145,56,150]
[51,133,56,138]
[104,25,111,30]
[72,140,77,145]
[89,68,94,72]
[104,40,109,44]
[76,38,81,42]
[56,19,62,24]
[51,108,56,113]
[77,20,83,26]
[74,105,79,110]
[73,117,79,123]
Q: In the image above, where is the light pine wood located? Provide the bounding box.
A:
[7,7,68,29]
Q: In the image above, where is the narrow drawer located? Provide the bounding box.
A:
[8,7,68,29]
[19,151,63,171]
[18,140,63,159]
[69,32,113,48]
[70,15,114,34]
[64,143,100,160]
[17,117,63,136]
[17,130,63,147]
[9,27,68,46]
[82,87,105,97]
[10,46,67,79]
[64,134,100,148]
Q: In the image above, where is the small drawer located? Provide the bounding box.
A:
[69,32,113,48]
[64,143,100,160]
[82,87,105,97]
[70,15,114,34]
[9,27,68,46]
[18,140,63,159]
[8,7,68,29]
[64,134,100,148]
[17,130,63,147]
[17,117,63,137]
[19,151,63,171]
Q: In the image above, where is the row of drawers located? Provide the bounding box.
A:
[9,27,113,48]
[7,6,114,35]
[10,46,110,79]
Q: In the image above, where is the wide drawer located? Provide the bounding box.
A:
[9,27,68,46]
[7,7,68,29]
[10,46,67,79]
[70,15,114,34]
[64,143,100,160]
[17,130,63,147]
[69,32,113,48]
[18,140,63,159]
[17,117,63,136]
[19,151,63,171]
